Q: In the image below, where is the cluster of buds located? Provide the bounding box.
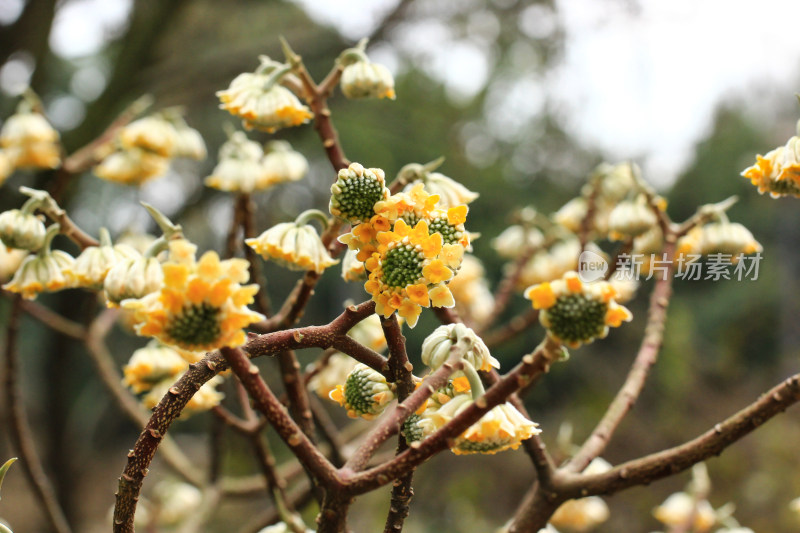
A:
[246,209,338,274]
[0,93,61,186]
[337,38,396,100]
[205,134,308,193]
[407,324,540,455]
[334,162,473,327]
[217,55,312,132]
[93,109,205,186]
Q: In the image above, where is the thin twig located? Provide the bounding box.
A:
[19,298,86,339]
[3,295,73,533]
[567,241,676,472]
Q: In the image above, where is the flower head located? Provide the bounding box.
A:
[0,106,61,170]
[173,123,207,160]
[421,323,498,372]
[330,162,389,224]
[118,116,178,157]
[0,246,28,282]
[151,480,203,527]
[653,492,715,532]
[2,224,74,299]
[246,212,338,274]
[0,207,46,251]
[416,394,540,455]
[262,140,308,185]
[341,248,367,281]
[403,171,479,209]
[104,254,164,306]
[742,136,800,198]
[492,224,545,260]
[448,255,494,326]
[217,58,312,132]
[550,497,610,532]
[122,239,264,351]
[122,342,191,394]
[525,271,632,348]
[339,42,396,100]
[329,363,395,419]
[698,221,761,258]
[205,131,269,193]
[67,228,139,290]
[607,196,658,240]
[93,147,170,186]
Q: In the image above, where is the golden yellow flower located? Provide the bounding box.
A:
[404,171,479,209]
[364,218,459,327]
[122,239,264,351]
[524,271,632,348]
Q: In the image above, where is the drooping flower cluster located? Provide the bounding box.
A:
[93,111,205,186]
[246,210,338,274]
[338,38,396,100]
[549,458,612,532]
[0,96,61,184]
[205,134,308,193]
[67,228,139,290]
[741,133,800,198]
[404,324,541,455]
[217,56,313,132]
[122,239,264,351]
[525,271,632,348]
[334,163,471,327]
[2,223,75,300]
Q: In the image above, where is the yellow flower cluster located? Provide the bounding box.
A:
[338,179,470,328]
[123,239,264,351]
[525,271,632,348]
[0,104,61,184]
[246,216,338,274]
[217,57,312,132]
[415,393,540,455]
[741,135,800,198]
[93,113,205,186]
[329,363,396,420]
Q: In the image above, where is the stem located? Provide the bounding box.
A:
[381,315,415,533]
[567,239,676,472]
[3,295,72,533]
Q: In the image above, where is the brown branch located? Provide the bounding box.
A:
[222,347,339,487]
[330,334,390,378]
[346,336,563,494]
[559,373,800,498]
[381,315,416,533]
[3,295,73,533]
[239,192,272,315]
[567,240,676,472]
[19,298,86,340]
[84,308,204,486]
[484,308,540,348]
[482,244,540,332]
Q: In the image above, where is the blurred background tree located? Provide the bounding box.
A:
[1,0,799,531]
